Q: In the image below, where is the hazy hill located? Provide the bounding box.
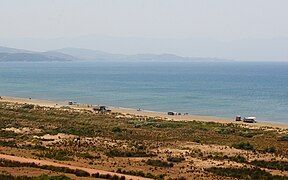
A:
[1,36,287,61]
[0,45,232,62]
[0,46,74,62]
[55,47,231,62]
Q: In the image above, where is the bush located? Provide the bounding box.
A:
[116,168,162,180]
[264,147,276,153]
[112,127,122,133]
[207,167,286,179]
[37,149,73,161]
[167,156,185,163]
[106,149,155,157]
[0,140,17,147]
[21,104,35,109]
[232,142,254,150]
[217,128,235,135]
[0,159,90,177]
[238,130,255,138]
[146,159,173,168]
[92,173,100,178]
[280,135,288,141]
[0,173,71,180]
[209,155,247,163]
[74,169,90,177]
[251,160,288,171]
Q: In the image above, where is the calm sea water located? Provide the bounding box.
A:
[0,61,287,123]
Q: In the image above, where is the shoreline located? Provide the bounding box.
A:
[1,95,288,129]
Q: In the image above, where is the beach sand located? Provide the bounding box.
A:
[0,95,287,129]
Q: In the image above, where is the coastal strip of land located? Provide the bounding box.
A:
[0,95,287,129]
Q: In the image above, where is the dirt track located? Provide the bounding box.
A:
[0,154,151,180]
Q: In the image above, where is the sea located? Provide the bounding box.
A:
[0,61,287,123]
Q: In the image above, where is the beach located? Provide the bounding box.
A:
[1,95,287,129]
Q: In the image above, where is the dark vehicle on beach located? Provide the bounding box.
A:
[93,106,111,113]
[168,112,177,115]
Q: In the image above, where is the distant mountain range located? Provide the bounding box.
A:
[0,46,232,62]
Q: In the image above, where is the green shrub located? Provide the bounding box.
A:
[0,173,71,180]
[116,168,163,180]
[0,159,90,177]
[207,167,286,179]
[217,128,235,135]
[232,142,254,150]
[208,154,247,163]
[74,169,90,177]
[167,156,185,163]
[37,149,73,161]
[106,149,155,157]
[21,104,35,109]
[280,135,288,141]
[146,159,173,168]
[251,160,288,171]
[0,140,17,147]
[112,127,122,133]
[238,130,255,138]
[264,147,276,153]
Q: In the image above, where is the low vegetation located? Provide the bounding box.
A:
[0,158,90,177]
[0,174,70,180]
[146,159,174,168]
[207,167,287,179]
[106,149,156,157]
[116,168,165,180]
[36,149,73,161]
[251,160,288,171]
[0,102,288,179]
[232,142,254,151]
[167,156,185,163]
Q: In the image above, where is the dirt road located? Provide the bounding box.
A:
[0,154,151,180]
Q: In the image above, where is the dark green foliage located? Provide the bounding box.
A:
[208,154,247,163]
[238,130,255,138]
[21,104,35,110]
[0,130,18,138]
[264,147,276,153]
[0,174,70,180]
[167,156,185,163]
[217,128,235,135]
[106,149,155,157]
[0,158,90,177]
[207,167,287,179]
[232,142,254,150]
[74,169,90,177]
[251,160,288,171]
[0,140,17,147]
[36,149,73,161]
[116,168,163,180]
[280,135,288,141]
[112,127,122,133]
[77,152,99,159]
[146,159,174,168]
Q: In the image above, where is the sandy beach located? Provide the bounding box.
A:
[1,95,287,129]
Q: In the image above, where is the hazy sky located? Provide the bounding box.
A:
[0,0,288,40]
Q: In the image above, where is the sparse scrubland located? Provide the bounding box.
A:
[0,101,288,179]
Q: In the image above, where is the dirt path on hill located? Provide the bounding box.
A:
[0,154,151,180]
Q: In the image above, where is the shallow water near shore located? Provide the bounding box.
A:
[0,61,288,123]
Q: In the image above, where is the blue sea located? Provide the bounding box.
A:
[0,61,287,123]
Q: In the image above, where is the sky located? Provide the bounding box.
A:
[0,0,288,61]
